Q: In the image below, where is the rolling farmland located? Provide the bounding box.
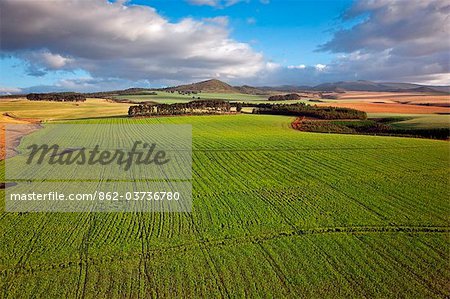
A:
[388,114,450,129]
[114,91,269,103]
[1,114,449,298]
[317,101,450,114]
[2,0,449,297]
[0,98,129,121]
[317,91,450,115]
[113,91,316,105]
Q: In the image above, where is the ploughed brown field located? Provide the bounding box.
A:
[331,91,450,104]
[317,102,450,114]
[317,91,450,114]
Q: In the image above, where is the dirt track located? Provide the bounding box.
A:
[0,113,42,160]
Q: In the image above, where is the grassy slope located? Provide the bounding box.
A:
[0,114,449,298]
[390,115,450,129]
[115,91,271,103]
[115,92,321,105]
[0,98,129,121]
[368,113,450,129]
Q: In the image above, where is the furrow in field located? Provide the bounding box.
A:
[1,225,447,277]
[304,151,448,224]
[355,233,449,297]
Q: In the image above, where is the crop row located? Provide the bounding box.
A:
[1,114,448,298]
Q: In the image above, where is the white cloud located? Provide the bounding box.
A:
[408,73,450,86]
[318,0,450,85]
[0,87,22,95]
[287,64,306,70]
[22,51,73,72]
[202,16,229,26]
[314,64,327,71]
[2,0,448,91]
[0,0,265,82]
[38,52,71,68]
[265,62,281,71]
[186,0,247,8]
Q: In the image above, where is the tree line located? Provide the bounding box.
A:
[249,103,367,119]
[296,119,449,140]
[268,93,302,101]
[27,93,86,102]
[128,100,231,117]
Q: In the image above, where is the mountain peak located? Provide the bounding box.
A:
[163,78,238,93]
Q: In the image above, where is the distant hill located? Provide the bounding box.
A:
[162,79,240,93]
[313,81,384,92]
[4,79,448,98]
[257,85,313,93]
[309,80,450,93]
[176,79,450,94]
[234,85,268,95]
[408,86,450,93]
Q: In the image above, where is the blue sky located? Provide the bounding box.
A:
[0,0,448,93]
[136,0,354,65]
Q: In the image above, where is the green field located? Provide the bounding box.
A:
[368,113,450,129]
[114,91,269,103]
[114,91,316,105]
[390,114,450,129]
[1,114,449,297]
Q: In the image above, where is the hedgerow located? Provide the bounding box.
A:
[128,100,231,116]
[252,103,367,119]
[26,93,86,102]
